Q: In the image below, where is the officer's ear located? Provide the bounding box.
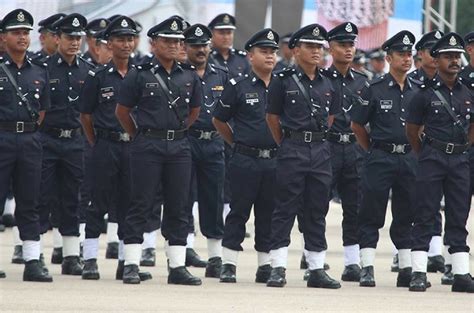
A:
[385,51,392,64]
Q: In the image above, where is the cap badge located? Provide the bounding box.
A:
[402,35,411,45]
[17,11,25,22]
[223,15,230,24]
[345,23,352,33]
[170,20,178,31]
[449,35,457,46]
[121,19,128,28]
[100,19,107,28]
[72,17,80,27]
[195,27,203,37]
[312,27,320,37]
[267,30,274,40]
[435,31,442,39]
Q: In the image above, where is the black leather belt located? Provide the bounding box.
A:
[0,121,37,133]
[41,126,80,139]
[142,128,187,140]
[373,141,411,154]
[234,143,278,159]
[96,129,131,142]
[426,136,470,155]
[326,132,356,144]
[189,129,219,140]
[284,129,326,143]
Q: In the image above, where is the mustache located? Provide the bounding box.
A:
[196,52,206,57]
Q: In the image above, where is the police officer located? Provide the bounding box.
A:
[31,13,65,61]
[182,24,228,277]
[460,32,474,87]
[0,9,52,282]
[116,16,202,285]
[367,48,386,80]
[274,32,293,72]
[38,13,93,276]
[409,30,446,275]
[265,24,341,289]
[351,31,419,288]
[213,28,279,284]
[352,49,373,80]
[407,32,474,293]
[322,22,368,282]
[83,18,110,66]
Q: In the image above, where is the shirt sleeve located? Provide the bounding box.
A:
[189,71,203,109]
[117,68,139,108]
[406,90,426,125]
[266,77,285,115]
[350,85,373,125]
[212,81,238,122]
[39,69,51,111]
[78,73,99,114]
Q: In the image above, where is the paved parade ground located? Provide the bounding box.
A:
[0,201,473,312]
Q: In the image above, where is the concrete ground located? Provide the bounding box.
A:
[0,201,473,312]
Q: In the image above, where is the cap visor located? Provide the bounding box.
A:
[110,30,137,37]
[67,31,86,36]
[298,38,326,45]
[5,25,33,30]
[213,25,236,30]
[157,33,185,39]
[438,48,465,54]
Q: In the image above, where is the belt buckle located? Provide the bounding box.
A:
[199,131,212,140]
[445,143,455,154]
[119,132,130,142]
[59,129,73,138]
[340,133,350,143]
[391,144,405,154]
[16,121,24,133]
[304,131,312,143]
[167,130,175,141]
[258,149,271,159]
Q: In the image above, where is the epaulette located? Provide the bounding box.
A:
[408,76,422,86]
[136,62,154,71]
[229,74,248,86]
[29,57,48,68]
[79,56,96,68]
[276,67,296,78]
[177,62,196,71]
[232,48,247,57]
[87,63,108,77]
[369,75,385,86]
[210,63,228,73]
[419,77,437,89]
[351,67,368,78]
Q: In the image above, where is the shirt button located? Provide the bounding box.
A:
[450,92,453,96]
[291,100,295,104]
[435,110,438,113]
[402,108,405,112]
[150,92,154,96]
[167,77,171,80]
[107,96,110,99]
[343,95,346,98]
[68,72,72,76]
[204,96,208,99]
[385,110,388,112]
[206,110,211,113]
[401,95,404,98]
[169,91,172,94]
[69,87,72,90]
[52,87,55,91]
[18,102,22,105]
[309,85,312,88]
[17,72,21,75]
[402,122,406,126]
[342,82,346,86]
[18,87,22,90]
[202,81,205,85]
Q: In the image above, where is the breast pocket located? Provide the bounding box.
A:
[376,101,396,123]
[428,101,447,124]
[0,83,14,104]
[459,98,473,124]
[99,87,117,105]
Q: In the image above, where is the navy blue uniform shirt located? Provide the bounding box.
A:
[208,48,250,78]
[407,76,474,144]
[118,58,202,130]
[213,72,276,148]
[266,66,341,132]
[43,53,94,129]
[351,73,419,144]
[0,53,50,122]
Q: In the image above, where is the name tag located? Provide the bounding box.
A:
[245,92,258,98]
[0,77,8,82]
[246,98,259,105]
[286,90,299,95]
[380,100,392,110]
[50,79,60,84]
[146,83,159,88]
[100,87,114,98]
[431,101,443,107]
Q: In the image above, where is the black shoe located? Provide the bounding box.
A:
[341,264,361,282]
[255,264,272,283]
[51,247,63,264]
[61,256,83,275]
[82,259,100,280]
[39,253,49,275]
[324,263,330,270]
[168,266,202,285]
[140,248,156,267]
[303,269,310,281]
[185,248,207,268]
[205,257,222,278]
[427,255,445,273]
[105,242,119,259]
[116,260,152,281]
[23,260,53,282]
[307,269,341,289]
[391,254,399,272]
[360,266,376,287]
[123,264,140,284]
[409,271,428,292]
[441,264,454,285]
[0,270,5,278]
[11,245,24,264]
[2,214,15,227]
[220,264,236,283]
[452,274,474,293]
[300,254,308,269]
[396,267,412,287]
[266,267,286,287]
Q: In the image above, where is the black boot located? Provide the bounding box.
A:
[23,260,53,282]
[409,271,428,292]
[168,266,202,285]
[11,245,24,264]
[427,255,445,273]
[51,247,63,264]
[303,269,310,281]
[396,267,412,287]
[61,256,83,275]
[185,248,207,268]
[2,214,15,227]
[300,254,308,269]
[0,270,5,278]
[205,257,222,278]
[266,267,286,287]
[116,260,152,281]
[359,266,376,287]
[105,242,119,259]
[441,264,454,285]
[255,264,272,283]
[220,264,236,283]
[140,248,156,267]
[123,264,140,284]
[391,254,399,272]
[39,253,49,275]
[452,274,474,293]
[82,259,100,280]
[307,269,341,289]
[341,264,361,282]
